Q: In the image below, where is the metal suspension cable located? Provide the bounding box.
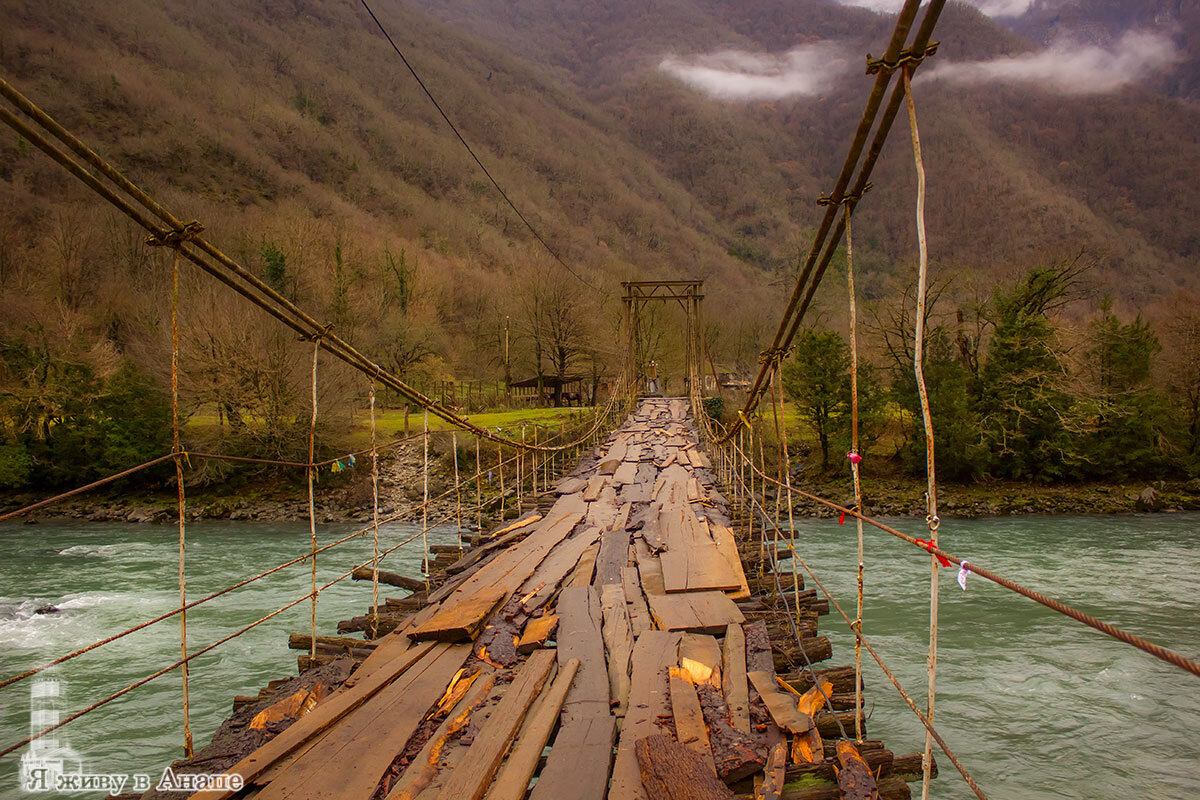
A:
[354,0,598,293]
[743,462,1200,679]
[721,0,947,444]
[0,79,618,454]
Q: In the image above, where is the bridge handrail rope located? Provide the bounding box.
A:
[738,459,1200,679]
[0,77,621,455]
[0,443,531,696]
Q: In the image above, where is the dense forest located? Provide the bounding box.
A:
[1,0,1198,494]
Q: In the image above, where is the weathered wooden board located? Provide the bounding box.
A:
[517,526,602,610]
[554,586,609,708]
[757,741,788,800]
[583,475,607,502]
[517,614,558,653]
[635,540,667,596]
[678,634,722,687]
[528,711,615,800]
[646,591,745,634]
[600,584,633,715]
[613,460,639,485]
[435,649,557,800]
[748,670,813,734]
[623,565,652,636]
[484,658,580,800]
[409,586,507,642]
[659,545,744,593]
[594,526,630,586]
[610,631,682,800]
[668,669,713,768]
[721,624,751,735]
[835,740,880,800]
[257,643,471,800]
[707,522,751,600]
[568,542,600,587]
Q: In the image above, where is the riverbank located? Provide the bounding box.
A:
[4,438,1199,524]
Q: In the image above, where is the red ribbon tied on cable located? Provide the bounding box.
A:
[915,538,952,568]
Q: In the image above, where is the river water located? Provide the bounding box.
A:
[0,514,1196,798]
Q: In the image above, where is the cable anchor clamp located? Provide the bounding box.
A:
[865,41,940,75]
[816,182,872,207]
[146,220,205,248]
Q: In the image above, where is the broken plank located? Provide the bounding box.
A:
[517,526,602,610]
[748,670,813,734]
[668,669,714,769]
[610,630,682,800]
[679,634,722,687]
[623,565,652,636]
[409,586,507,642]
[484,658,581,800]
[836,740,880,800]
[647,591,745,634]
[600,584,633,715]
[555,586,609,709]
[528,711,615,800]
[568,542,599,587]
[516,614,558,653]
[436,649,558,800]
[594,525,631,586]
[256,643,472,800]
[583,475,607,502]
[756,742,787,800]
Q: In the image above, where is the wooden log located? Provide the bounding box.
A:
[694,684,765,783]
[517,614,558,653]
[435,649,557,800]
[771,637,833,671]
[287,634,377,652]
[485,658,581,800]
[635,735,736,800]
[352,566,427,592]
[783,665,862,696]
[409,585,507,642]
[891,753,937,781]
[600,584,634,715]
[668,668,714,768]
[721,624,750,735]
[782,747,892,784]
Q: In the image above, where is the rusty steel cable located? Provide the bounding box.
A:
[0,79,624,453]
[743,461,1200,680]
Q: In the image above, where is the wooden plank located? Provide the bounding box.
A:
[568,542,599,587]
[436,649,557,800]
[668,669,714,768]
[517,526,602,610]
[527,713,615,800]
[257,643,472,800]
[635,540,667,596]
[613,460,639,485]
[634,735,735,800]
[384,670,497,800]
[191,641,441,799]
[600,584,633,715]
[555,477,587,495]
[586,486,621,530]
[582,475,606,502]
[409,586,507,642]
[748,670,813,734]
[610,630,682,800]
[623,565,652,636]
[517,614,558,653]
[708,522,750,600]
[594,526,630,586]
[484,658,581,800]
[678,634,722,687]
[659,545,743,593]
[721,624,751,735]
[554,586,609,708]
[647,591,745,634]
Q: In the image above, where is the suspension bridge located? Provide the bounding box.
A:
[1,0,1198,798]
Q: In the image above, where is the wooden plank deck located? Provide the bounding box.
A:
[189,398,919,800]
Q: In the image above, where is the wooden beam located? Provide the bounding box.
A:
[721,624,750,735]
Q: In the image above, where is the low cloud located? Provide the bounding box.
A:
[921,31,1182,94]
[659,43,850,100]
[833,0,1034,17]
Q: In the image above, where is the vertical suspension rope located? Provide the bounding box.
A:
[475,437,482,533]
[904,66,941,800]
[307,338,320,662]
[845,204,866,742]
[169,250,193,759]
[497,442,505,523]
[532,426,539,497]
[773,362,802,626]
[369,381,381,639]
[452,431,462,552]
[422,408,430,577]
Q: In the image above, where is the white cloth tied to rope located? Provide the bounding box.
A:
[957,560,970,591]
